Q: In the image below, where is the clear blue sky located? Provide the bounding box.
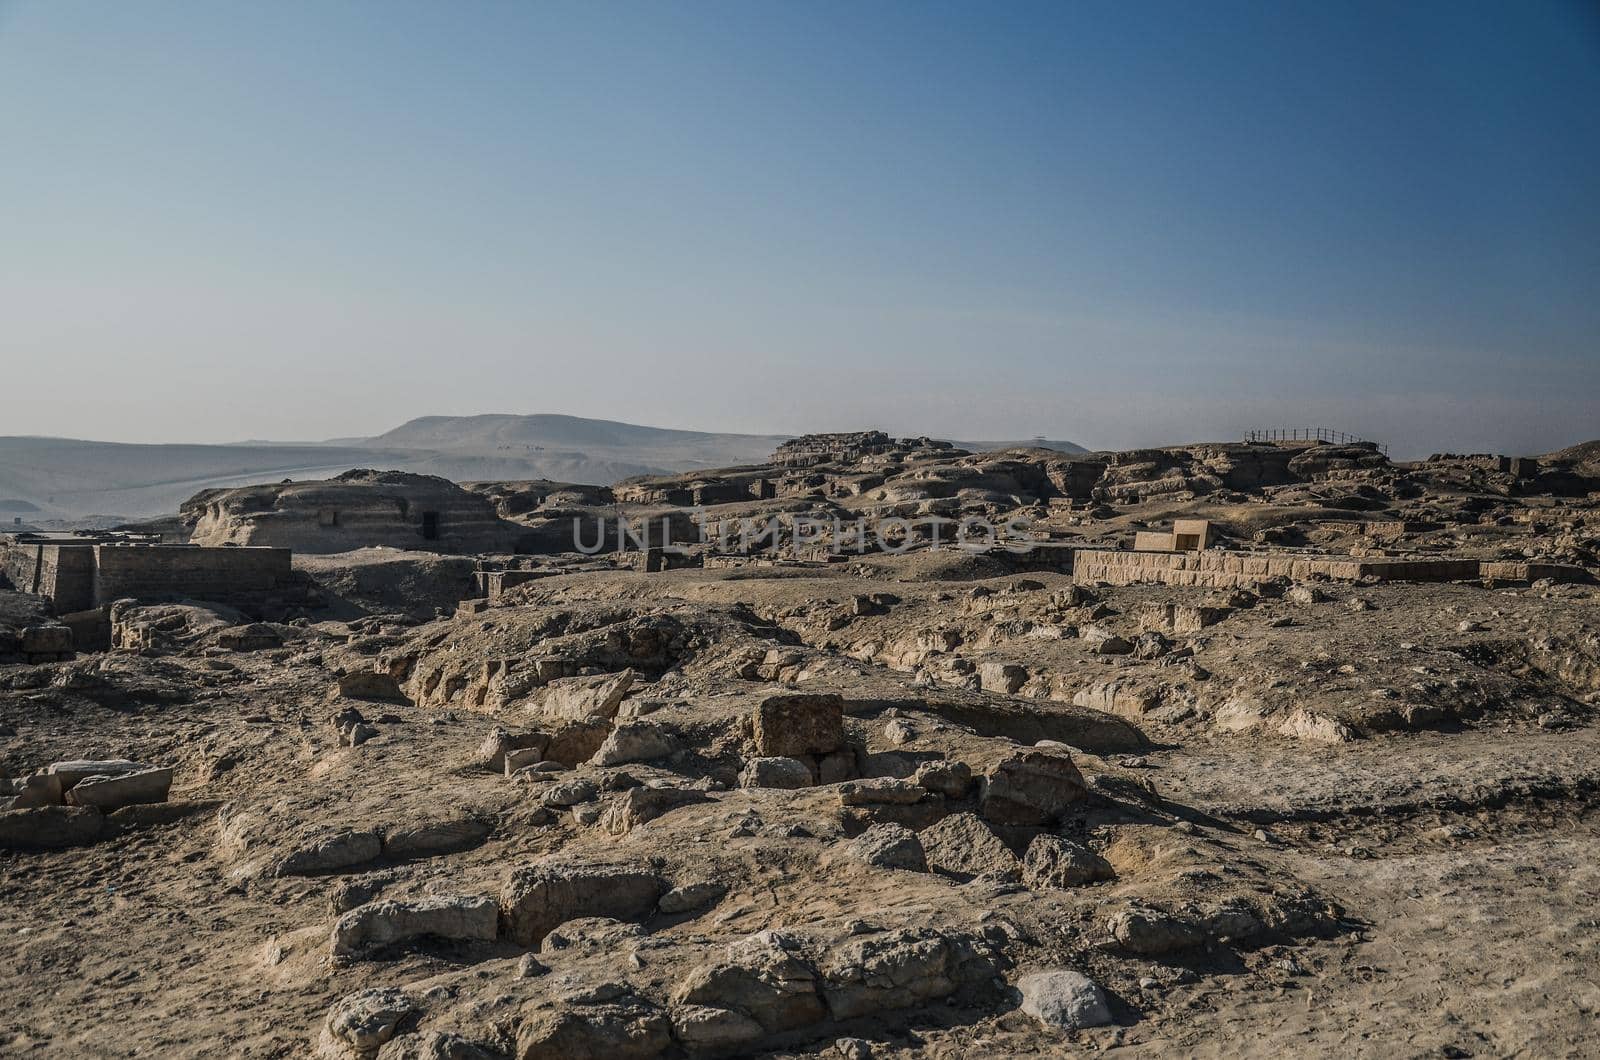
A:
[1,0,1595,457]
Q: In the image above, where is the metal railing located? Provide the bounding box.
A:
[1244,428,1388,455]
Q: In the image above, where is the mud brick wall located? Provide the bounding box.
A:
[0,543,96,612]
[91,545,292,606]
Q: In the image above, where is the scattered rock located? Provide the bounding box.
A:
[317,987,418,1059]
[591,720,678,767]
[738,756,814,790]
[499,860,662,946]
[537,669,635,722]
[659,881,728,915]
[839,823,926,871]
[912,759,973,798]
[599,785,711,834]
[1022,834,1114,888]
[330,894,499,958]
[980,750,1087,826]
[1017,969,1113,1029]
[920,812,1019,881]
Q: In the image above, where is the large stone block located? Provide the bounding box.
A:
[499,860,662,946]
[65,767,173,810]
[920,812,1019,881]
[537,669,634,722]
[749,693,843,758]
[980,750,1087,827]
[330,894,498,958]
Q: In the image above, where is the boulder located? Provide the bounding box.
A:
[1106,908,1205,954]
[1022,835,1114,888]
[1017,969,1113,1029]
[882,718,917,745]
[1081,627,1133,655]
[542,778,599,808]
[330,895,498,958]
[600,786,710,834]
[673,931,826,1034]
[20,624,73,655]
[539,916,646,955]
[1285,583,1326,604]
[737,757,813,790]
[839,823,926,871]
[499,860,662,946]
[474,726,549,773]
[381,815,491,860]
[818,928,995,1021]
[505,747,547,775]
[274,828,384,877]
[7,772,64,809]
[537,669,634,722]
[912,760,973,798]
[978,662,1028,694]
[980,751,1087,827]
[65,766,173,810]
[591,720,678,767]
[47,759,144,790]
[516,995,671,1060]
[218,623,284,651]
[317,987,419,1060]
[750,693,844,757]
[837,778,925,806]
[374,1031,497,1059]
[545,719,615,767]
[659,881,728,915]
[669,1004,764,1053]
[919,812,1019,881]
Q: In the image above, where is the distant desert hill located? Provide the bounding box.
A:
[367,414,791,468]
[0,415,1090,521]
[0,415,787,521]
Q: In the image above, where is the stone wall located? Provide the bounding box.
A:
[0,544,96,612]
[1073,548,1482,588]
[92,545,292,606]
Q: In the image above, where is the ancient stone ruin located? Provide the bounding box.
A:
[3,432,1599,1056]
[185,469,531,555]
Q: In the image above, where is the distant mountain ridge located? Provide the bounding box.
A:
[0,415,1088,521]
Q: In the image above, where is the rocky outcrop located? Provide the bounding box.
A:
[499,860,663,946]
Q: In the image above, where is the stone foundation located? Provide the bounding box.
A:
[1074,548,1483,588]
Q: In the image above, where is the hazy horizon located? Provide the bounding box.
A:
[2,1,1596,458]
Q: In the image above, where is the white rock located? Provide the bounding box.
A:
[1018,969,1112,1029]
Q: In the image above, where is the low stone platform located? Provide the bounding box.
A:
[1072,548,1585,589]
